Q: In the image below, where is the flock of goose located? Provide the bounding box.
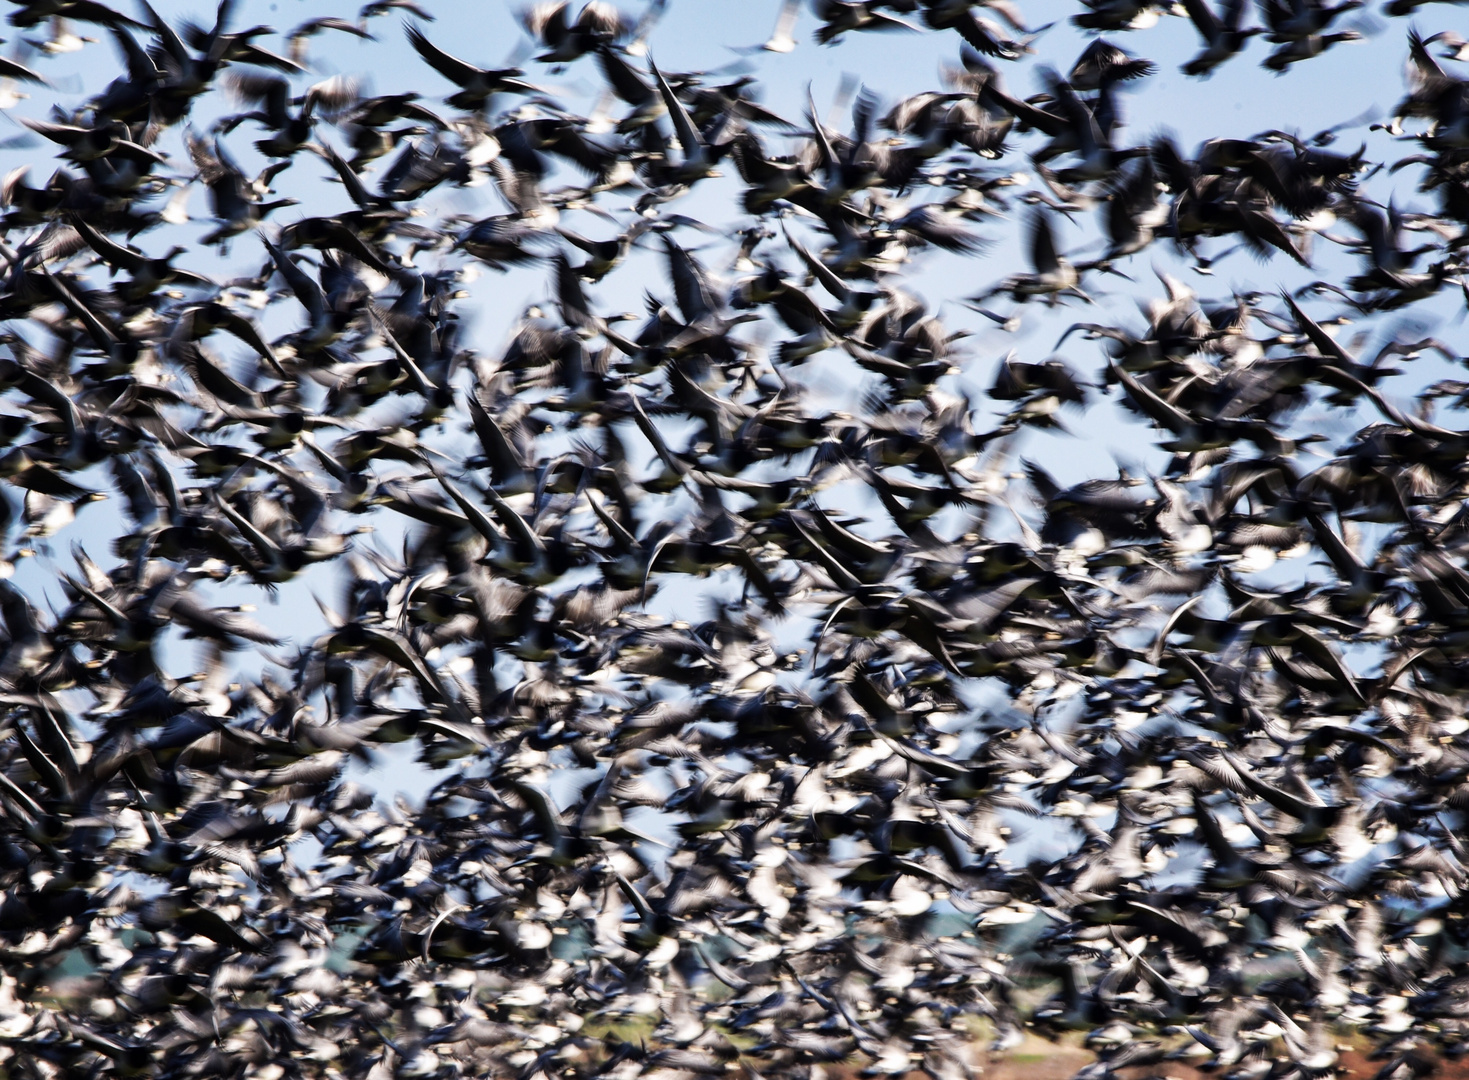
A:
[0,0,1464,1077]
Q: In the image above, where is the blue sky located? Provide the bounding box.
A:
[3,0,1461,808]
